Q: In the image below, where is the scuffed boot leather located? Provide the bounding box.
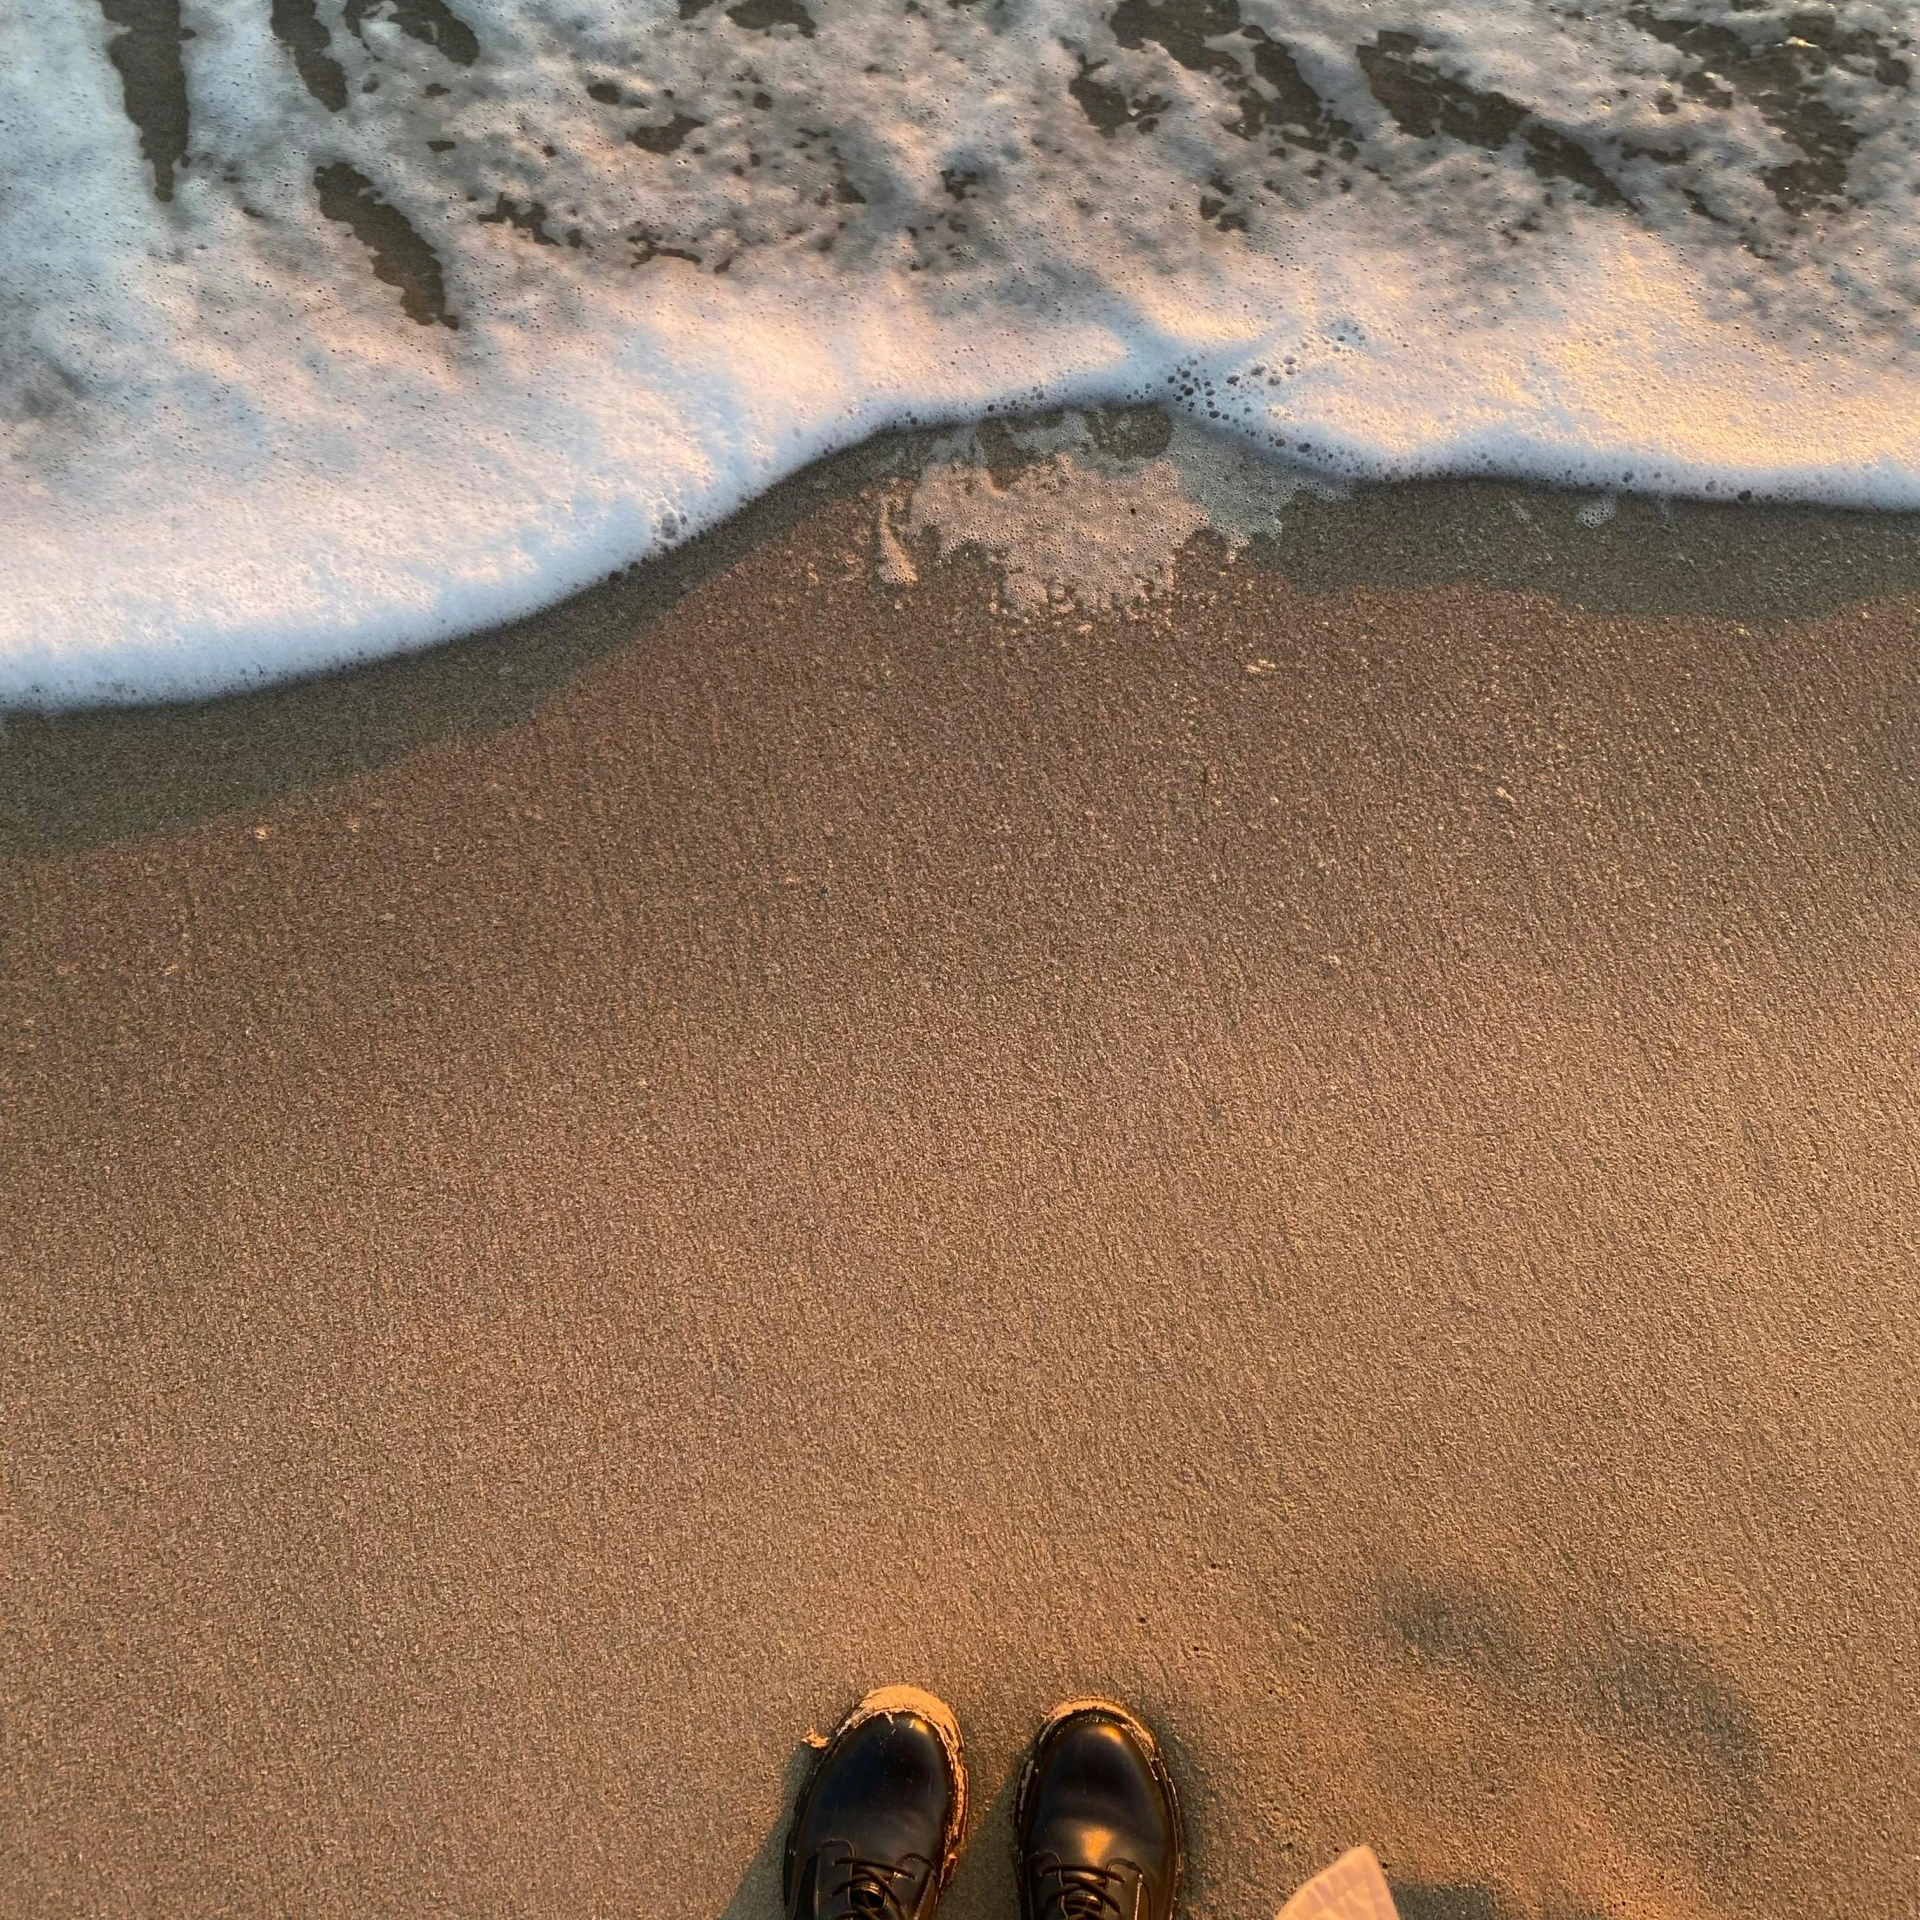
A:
[784,1686,967,1920]
[1015,1699,1182,1920]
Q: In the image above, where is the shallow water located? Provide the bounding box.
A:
[6,0,1918,704]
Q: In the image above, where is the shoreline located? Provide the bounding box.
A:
[6,416,1920,863]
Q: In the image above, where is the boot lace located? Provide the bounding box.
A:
[1033,1859,1135,1920]
[821,1852,920,1920]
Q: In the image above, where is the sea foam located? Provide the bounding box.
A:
[4,0,1917,705]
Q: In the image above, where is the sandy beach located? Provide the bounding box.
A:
[4,447,1917,1920]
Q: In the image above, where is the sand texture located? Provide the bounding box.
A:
[4,457,1917,1920]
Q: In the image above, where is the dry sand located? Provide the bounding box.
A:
[3,445,1917,1920]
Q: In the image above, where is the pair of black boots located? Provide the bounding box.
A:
[785,1686,1181,1920]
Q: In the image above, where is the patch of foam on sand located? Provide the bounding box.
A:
[889,409,1340,616]
[898,452,1211,616]
[5,0,1920,703]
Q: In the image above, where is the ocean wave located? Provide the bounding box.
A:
[4,0,1916,705]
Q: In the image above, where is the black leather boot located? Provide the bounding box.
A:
[784,1686,968,1920]
[1014,1698,1183,1920]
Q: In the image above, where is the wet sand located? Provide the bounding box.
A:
[4,457,1917,1920]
